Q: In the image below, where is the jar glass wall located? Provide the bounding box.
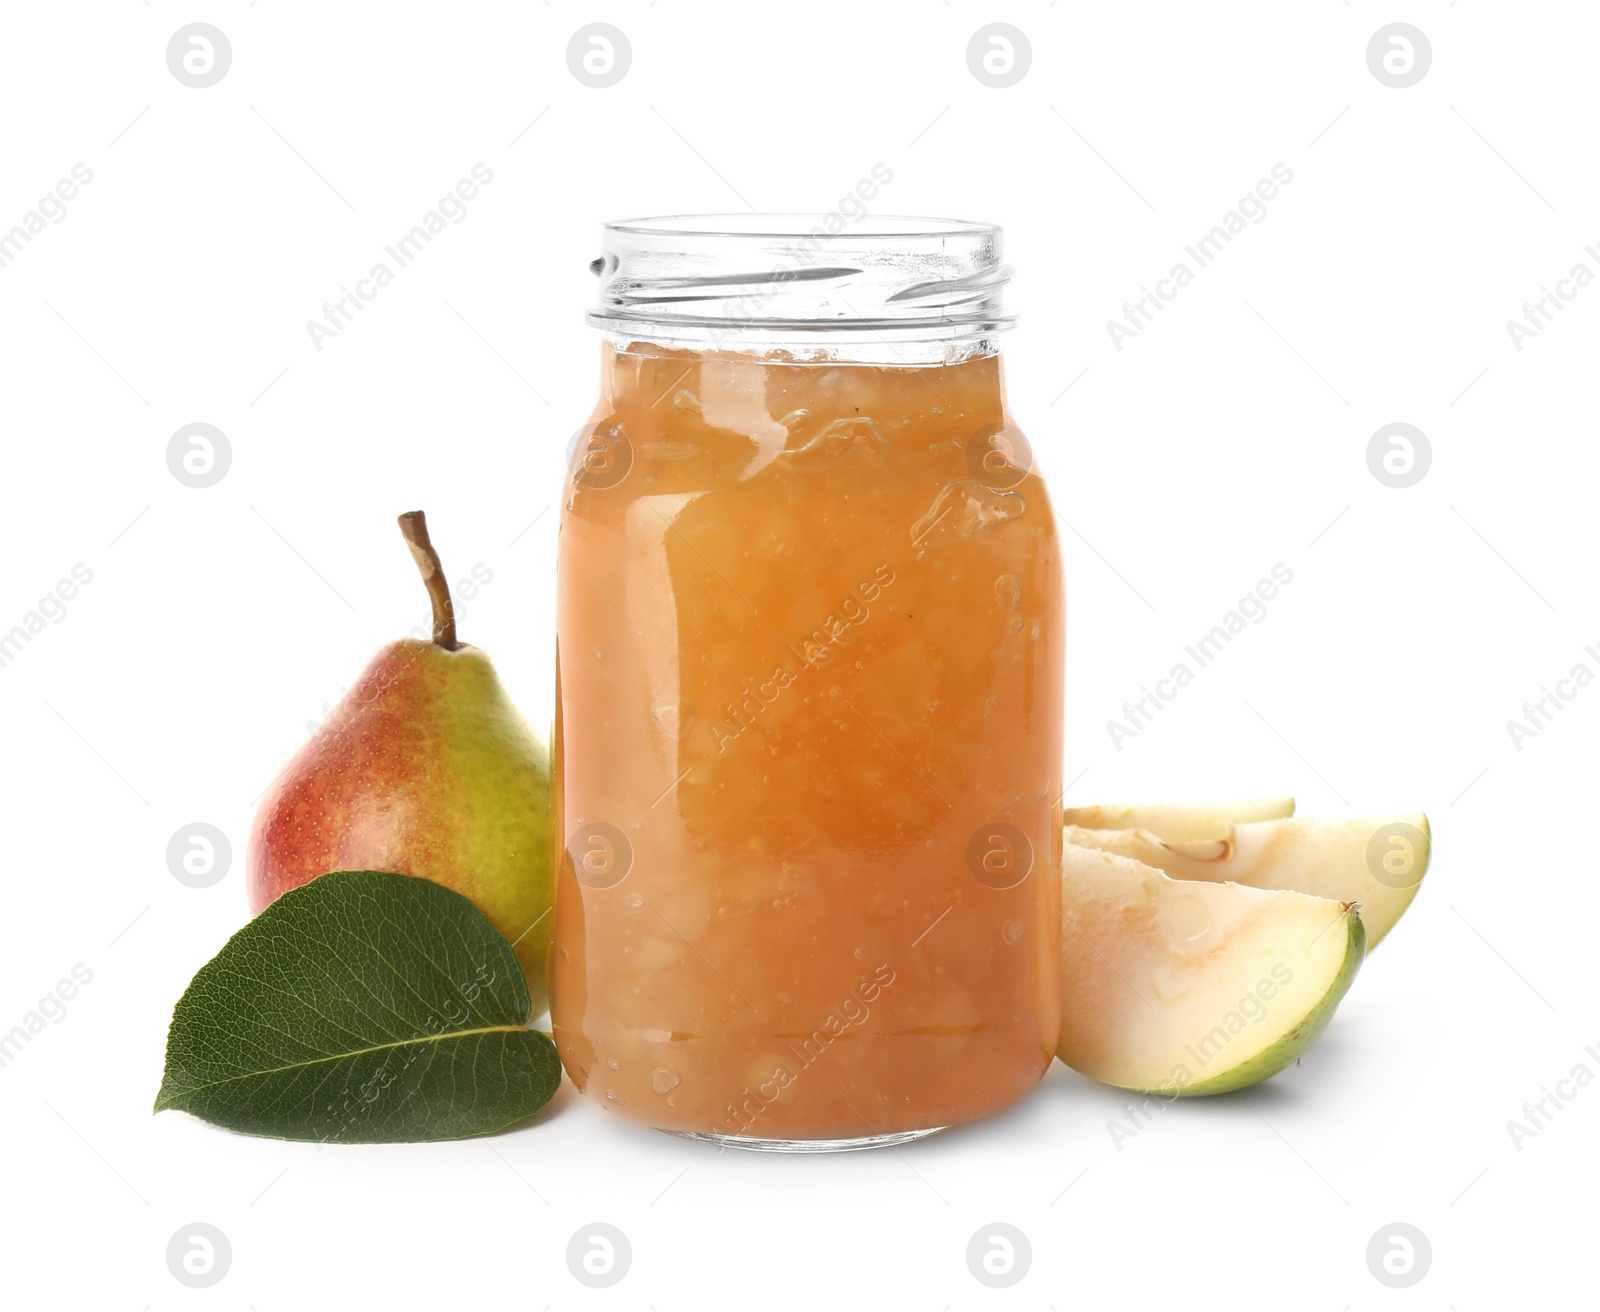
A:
[551,216,1064,1149]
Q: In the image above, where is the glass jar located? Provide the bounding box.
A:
[551,215,1063,1150]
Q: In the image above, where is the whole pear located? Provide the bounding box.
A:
[247,511,554,1011]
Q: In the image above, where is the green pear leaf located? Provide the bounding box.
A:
[155,870,560,1142]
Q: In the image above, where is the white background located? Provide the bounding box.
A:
[0,2,1593,1306]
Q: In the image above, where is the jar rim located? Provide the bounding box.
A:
[604,213,1002,240]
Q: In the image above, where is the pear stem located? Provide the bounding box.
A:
[397,510,458,650]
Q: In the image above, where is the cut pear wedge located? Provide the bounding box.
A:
[1059,845,1365,1096]
[1065,814,1429,950]
[1062,797,1295,842]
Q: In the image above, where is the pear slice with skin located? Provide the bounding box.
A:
[1065,815,1429,950]
[1059,844,1364,1096]
[1062,798,1294,842]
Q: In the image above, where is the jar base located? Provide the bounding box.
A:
[664,1127,946,1153]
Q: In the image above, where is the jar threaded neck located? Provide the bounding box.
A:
[588,214,1015,359]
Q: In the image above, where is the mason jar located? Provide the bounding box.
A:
[551,215,1064,1149]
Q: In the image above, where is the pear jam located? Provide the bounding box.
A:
[551,217,1064,1146]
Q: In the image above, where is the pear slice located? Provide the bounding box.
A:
[1064,815,1429,950]
[1059,844,1364,1096]
[1062,797,1294,842]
